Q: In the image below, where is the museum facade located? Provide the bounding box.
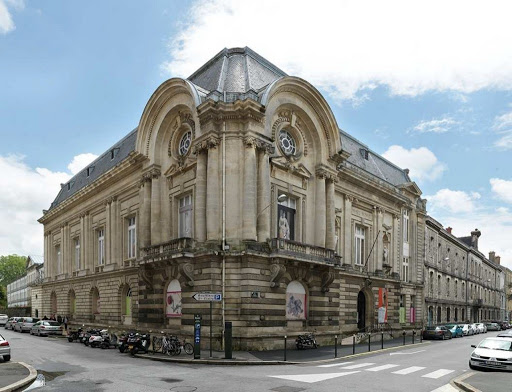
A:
[38,47,426,349]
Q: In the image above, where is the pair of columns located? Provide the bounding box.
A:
[315,170,336,249]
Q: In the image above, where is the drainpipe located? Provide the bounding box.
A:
[222,121,226,349]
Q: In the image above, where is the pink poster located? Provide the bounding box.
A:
[378,288,388,323]
[166,290,182,317]
[409,307,416,323]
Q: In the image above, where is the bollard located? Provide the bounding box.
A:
[368,334,371,352]
[284,335,287,362]
[402,331,406,346]
[335,335,338,358]
[352,335,355,355]
[412,330,416,345]
[381,332,384,350]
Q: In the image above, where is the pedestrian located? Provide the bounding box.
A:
[63,315,68,331]
[43,315,48,320]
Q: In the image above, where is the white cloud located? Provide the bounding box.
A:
[0,153,93,256]
[412,117,457,134]
[426,189,481,214]
[490,178,512,204]
[0,0,23,34]
[493,106,512,150]
[67,153,98,175]
[163,0,512,102]
[382,145,445,182]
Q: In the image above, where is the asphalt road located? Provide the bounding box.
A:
[0,328,509,392]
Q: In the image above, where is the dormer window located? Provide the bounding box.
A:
[86,166,94,177]
[67,181,75,191]
[110,148,120,160]
[360,148,369,160]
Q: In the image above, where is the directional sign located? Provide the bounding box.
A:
[193,292,222,302]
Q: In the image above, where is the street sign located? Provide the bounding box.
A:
[193,292,222,302]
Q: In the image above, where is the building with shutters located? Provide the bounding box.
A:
[38,47,426,349]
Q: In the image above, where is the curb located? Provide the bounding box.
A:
[136,341,431,366]
[0,362,37,392]
[452,372,482,392]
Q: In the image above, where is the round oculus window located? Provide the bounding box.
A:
[279,130,297,156]
[179,131,192,156]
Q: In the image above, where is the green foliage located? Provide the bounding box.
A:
[0,285,6,308]
[0,254,27,286]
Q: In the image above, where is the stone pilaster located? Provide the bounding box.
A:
[105,199,111,264]
[80,215,85,270]
[376,208,384,271]
[343,195,353,266]
[392,213,399,276]
[315,170,326,248]
[206,138,220,241]
[325,178,336,250]
[140,173,152,248]
[150,168,162,245]
[257,142,272,242]
[194,148,207,242]
[243,137,257,240]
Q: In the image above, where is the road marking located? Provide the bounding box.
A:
[317,361,354,368]
[269,371,360,383]
[390,350,426,356]
[429,384,459,392]
[392,366,426,375]
[337,362,375,369]
[365,364,400,372]
[422,369,455,379]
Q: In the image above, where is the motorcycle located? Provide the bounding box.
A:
[118,332,130,353]
[128,332,151,356]
[100,332,118,349]
[67,327,83,343]
[83,328,101,346]
[89,329,107,348]
[295,333,318,350]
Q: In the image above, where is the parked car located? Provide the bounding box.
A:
[486,322,501,331]
[476,323,487,333]
[462,324,475,336]
[0,333,10,361]
[4,317,20,330]
[445,324,464,338]
[469,337,512,371]
[471,323,480,334]
[423,326,452,340]
[0,314,8,327]
[30,321,62,337]
[13,317,39,333]
[497,330,512,338]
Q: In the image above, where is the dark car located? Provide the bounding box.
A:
[423,326,452,340]
[486,322,501,331]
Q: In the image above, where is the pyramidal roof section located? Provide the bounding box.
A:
[187,47,287,94]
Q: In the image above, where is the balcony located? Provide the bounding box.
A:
[268,238,341,265]
[140,237,195,263]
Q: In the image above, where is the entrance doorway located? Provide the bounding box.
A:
[357,291,366,330]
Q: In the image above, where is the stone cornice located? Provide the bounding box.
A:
[192,135,220,154]
[196,98,265,126]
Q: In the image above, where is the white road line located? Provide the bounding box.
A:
[365,364,400,372]
[338,362,376,369]
[269,371,360,383]
[317,361,354,368]
[422,369,455,379]
[392,366,426,375]
[430,383,459,392]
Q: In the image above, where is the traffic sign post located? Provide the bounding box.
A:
[193,292,222,358]
[194,314,201,359]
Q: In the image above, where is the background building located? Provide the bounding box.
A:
[7,255,44,315]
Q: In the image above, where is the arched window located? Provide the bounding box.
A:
[166,279,182,317]
[436,307,441,323]
[429,271,434,295]
[447,307,451,322]
[286,281,306,320]
[123,288,132,317]
[455,308,458,322]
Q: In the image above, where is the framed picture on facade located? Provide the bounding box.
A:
[378,288,388,323]
[166,279,182,317]
[286,281,306,320]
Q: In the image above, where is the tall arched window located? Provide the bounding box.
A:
[166,279,182,317]
[447,307,451,322]
[286,281,306,320]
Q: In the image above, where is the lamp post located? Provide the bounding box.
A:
[256,194,287,222]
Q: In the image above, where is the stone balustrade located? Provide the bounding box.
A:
[268,238,340,265]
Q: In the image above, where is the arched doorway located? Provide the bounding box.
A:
[122,286,132,325]
[436,306,441,323]
[428,306,434,326]
[357,291,366,330]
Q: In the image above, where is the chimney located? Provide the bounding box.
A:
[446,227,452,234]
[495,256,501,265]
[470,229,481,250]
[489,251,495,262]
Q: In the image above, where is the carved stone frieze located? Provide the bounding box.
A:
[321,270,335,292]
[192,136,220,154]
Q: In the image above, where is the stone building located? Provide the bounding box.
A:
[38,47,426,349]
[424,218,504,325]
[503,266,512,321]
[7,255,44,314]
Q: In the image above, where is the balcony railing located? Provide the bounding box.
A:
[269,238,341,264]
[141,237,195,260]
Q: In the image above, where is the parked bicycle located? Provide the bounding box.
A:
[152,332,193,356]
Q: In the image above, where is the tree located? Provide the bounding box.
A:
[0,254,27,287]
[0,285,6,308]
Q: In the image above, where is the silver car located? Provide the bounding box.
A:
[13,317,39,333]
[0,333,10,361]
[470,337,512,371]
[0,314,8,327]
[4,317,20,330]
[30,320,62,337]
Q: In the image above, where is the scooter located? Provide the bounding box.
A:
[100,332,118,349]
[295,333,318,349]
[128,332,151,356]
[67,327,83,343]
[89,329,108,348]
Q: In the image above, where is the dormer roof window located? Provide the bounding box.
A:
[110,148,120,160]
[360,148,369,160]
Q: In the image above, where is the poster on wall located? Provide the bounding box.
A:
[166,290,182,317]
[378,288,388,323]
[399,307,406,323]
[286,292,306,320]
[409,307,416,323]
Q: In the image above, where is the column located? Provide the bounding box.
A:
[257,147,271,242]
[140,176,152,248]
[325,178,336,249]
[343,195,353,266]
[315,172,326,247]
[194,149,207,242]
[80,216,85,270]
[392,214,399,276]
[410,207,417,283]
[110,199,118,265]
[44,234,50,279]
[376,208,384,271]
[243,139,257,240]
[150,170,162,245]
[85,213,92,273]
[105,200,111,264]
[206,141,220,241]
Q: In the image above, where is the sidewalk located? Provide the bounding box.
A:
[0,362,37,392]
[453,371,509,392]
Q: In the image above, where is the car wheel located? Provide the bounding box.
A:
[3,355,10,362]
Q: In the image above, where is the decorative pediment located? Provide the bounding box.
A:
[398,181,422,197]
[271,158,312,180]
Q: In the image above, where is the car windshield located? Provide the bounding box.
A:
[47,321,60,326]
[445,324,455,328]
[478,339,512,351]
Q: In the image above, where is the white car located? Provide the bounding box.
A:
[0,333,10,361]
[469,337,512,371]
[471,323,479,334]
[462,324,474,336]
[0,314,8,327]
[476,323,487,333]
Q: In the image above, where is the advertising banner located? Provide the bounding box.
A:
[378,288,388,323]
[166,290,182,317]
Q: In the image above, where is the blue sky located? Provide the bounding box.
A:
[1,0,511,268]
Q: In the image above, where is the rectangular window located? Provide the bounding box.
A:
[402,257,409,282]
[178,195,193,238]
[56,245,61,275]
[278,195,296,241]
[354,225,365,265]
[98,229,105,265]
[403,210,409,243]
[74,238,80,271]
[128,216,136,259]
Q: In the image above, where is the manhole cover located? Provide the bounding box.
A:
[161,378,183,383]
[169,387,197,392]
[271,387,307,392]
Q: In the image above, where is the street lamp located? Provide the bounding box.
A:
[256,194,287,221]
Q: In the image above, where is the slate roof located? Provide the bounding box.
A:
[48,129,137,210]
[458,236,473,247]
[27,255,44,265]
